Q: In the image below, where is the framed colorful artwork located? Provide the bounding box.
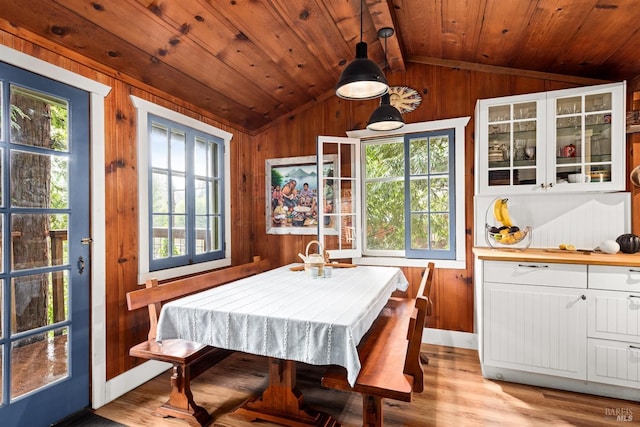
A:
[266,155,337,235]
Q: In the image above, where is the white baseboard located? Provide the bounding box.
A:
[422,328,478,350]
[93,360,170,409]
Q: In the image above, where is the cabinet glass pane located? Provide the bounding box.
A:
[488,105,510,122]
[585,93,611,112]
[556,96,582,115]
[487,101,537,187]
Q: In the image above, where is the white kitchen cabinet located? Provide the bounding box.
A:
[586,265,640,389]
[482,262,587,380]
[475,81,626,195]
[478,257,640,400]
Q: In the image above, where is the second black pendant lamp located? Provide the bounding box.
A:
[367,28,404,131]
[335,0,388,100]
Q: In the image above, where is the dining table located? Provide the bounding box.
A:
[156,263,409,426]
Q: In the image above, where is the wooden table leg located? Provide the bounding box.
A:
[234,358,340,427]
[363,394,383,427]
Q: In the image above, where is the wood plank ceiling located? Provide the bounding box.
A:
[2,0,640,132]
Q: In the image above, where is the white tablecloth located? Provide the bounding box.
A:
[156,264,408,386]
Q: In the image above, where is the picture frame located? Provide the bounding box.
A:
[266,155,337,235]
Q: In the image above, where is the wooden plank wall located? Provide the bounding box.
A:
[252,66,584,334]
[3,22,635,381]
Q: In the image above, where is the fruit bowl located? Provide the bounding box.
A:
[485,197,532,250]
[486,224,531,246]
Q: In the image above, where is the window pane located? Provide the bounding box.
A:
[410,213,429,249]
[172,214,186,256]
[170,130,186,172]
[210,215,221,251]
[210,180,220,214]
[410,177,429,211]
[195,178,207,214]
[152,214,169,259]
[430,177,450,211]
[365,180,404,250]
[10,85,69,152]
[409,137,428,175]
[429,136,450,173]
[150,124,168,169]
[365,142,404,179]
[430,213,450,250]
[151,171,169,213]
[211,142,220,177]
[172,174,186,214]
[194,137,207,176]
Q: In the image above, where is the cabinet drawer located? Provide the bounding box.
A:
[587,289,640,344]
[587,338,640,389]
[483,261,587,288]
[589,265,640,292]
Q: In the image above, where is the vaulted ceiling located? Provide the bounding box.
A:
[3,1,640,132]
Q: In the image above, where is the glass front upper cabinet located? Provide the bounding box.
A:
[553,91,614,187]
[476,82,625,195]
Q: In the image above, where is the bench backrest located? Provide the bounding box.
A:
[404,262,434,392]
[126,256,271,340]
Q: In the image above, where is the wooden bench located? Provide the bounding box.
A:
[126,256,270,427]
[322,262,434,427]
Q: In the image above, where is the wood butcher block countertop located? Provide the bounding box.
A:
[473,247,640,267]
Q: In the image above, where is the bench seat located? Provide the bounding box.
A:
[126,256,270,427]
[321,262,433,427]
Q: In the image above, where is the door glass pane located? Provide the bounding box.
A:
[10,85,69,152]
[11,214,68,271]
[0,280,3,339]
[11,151,68,209]
[0,148,3,207]
[11,326,69,400]
[11,271,69,334]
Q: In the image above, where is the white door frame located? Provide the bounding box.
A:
[0,45,111,407]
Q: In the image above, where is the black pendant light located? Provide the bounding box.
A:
[335,0,388,100]
[367,28,404,131]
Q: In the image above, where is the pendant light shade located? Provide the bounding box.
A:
[367,93,404,131]
[335,0,389,100]
[336,42,388,100]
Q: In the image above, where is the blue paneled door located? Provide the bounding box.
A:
[0,62,90,426]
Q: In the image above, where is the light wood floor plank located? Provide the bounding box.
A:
[95,345,639,426]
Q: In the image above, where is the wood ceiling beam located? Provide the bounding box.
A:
[365,0,405,72]
[408,55,610,86]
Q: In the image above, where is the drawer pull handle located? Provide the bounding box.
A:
[581,295,586,300]
[630,345,640,351]
[630,295,640,299]
[518,264,549,268]
[629,269,640,273]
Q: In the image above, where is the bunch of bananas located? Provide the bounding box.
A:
[493,198,513,227]
[489,198,524,244]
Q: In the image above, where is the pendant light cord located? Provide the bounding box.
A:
[360,0,363,43]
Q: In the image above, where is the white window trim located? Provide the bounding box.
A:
[131,96,233,283]
[347,117,470,270]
